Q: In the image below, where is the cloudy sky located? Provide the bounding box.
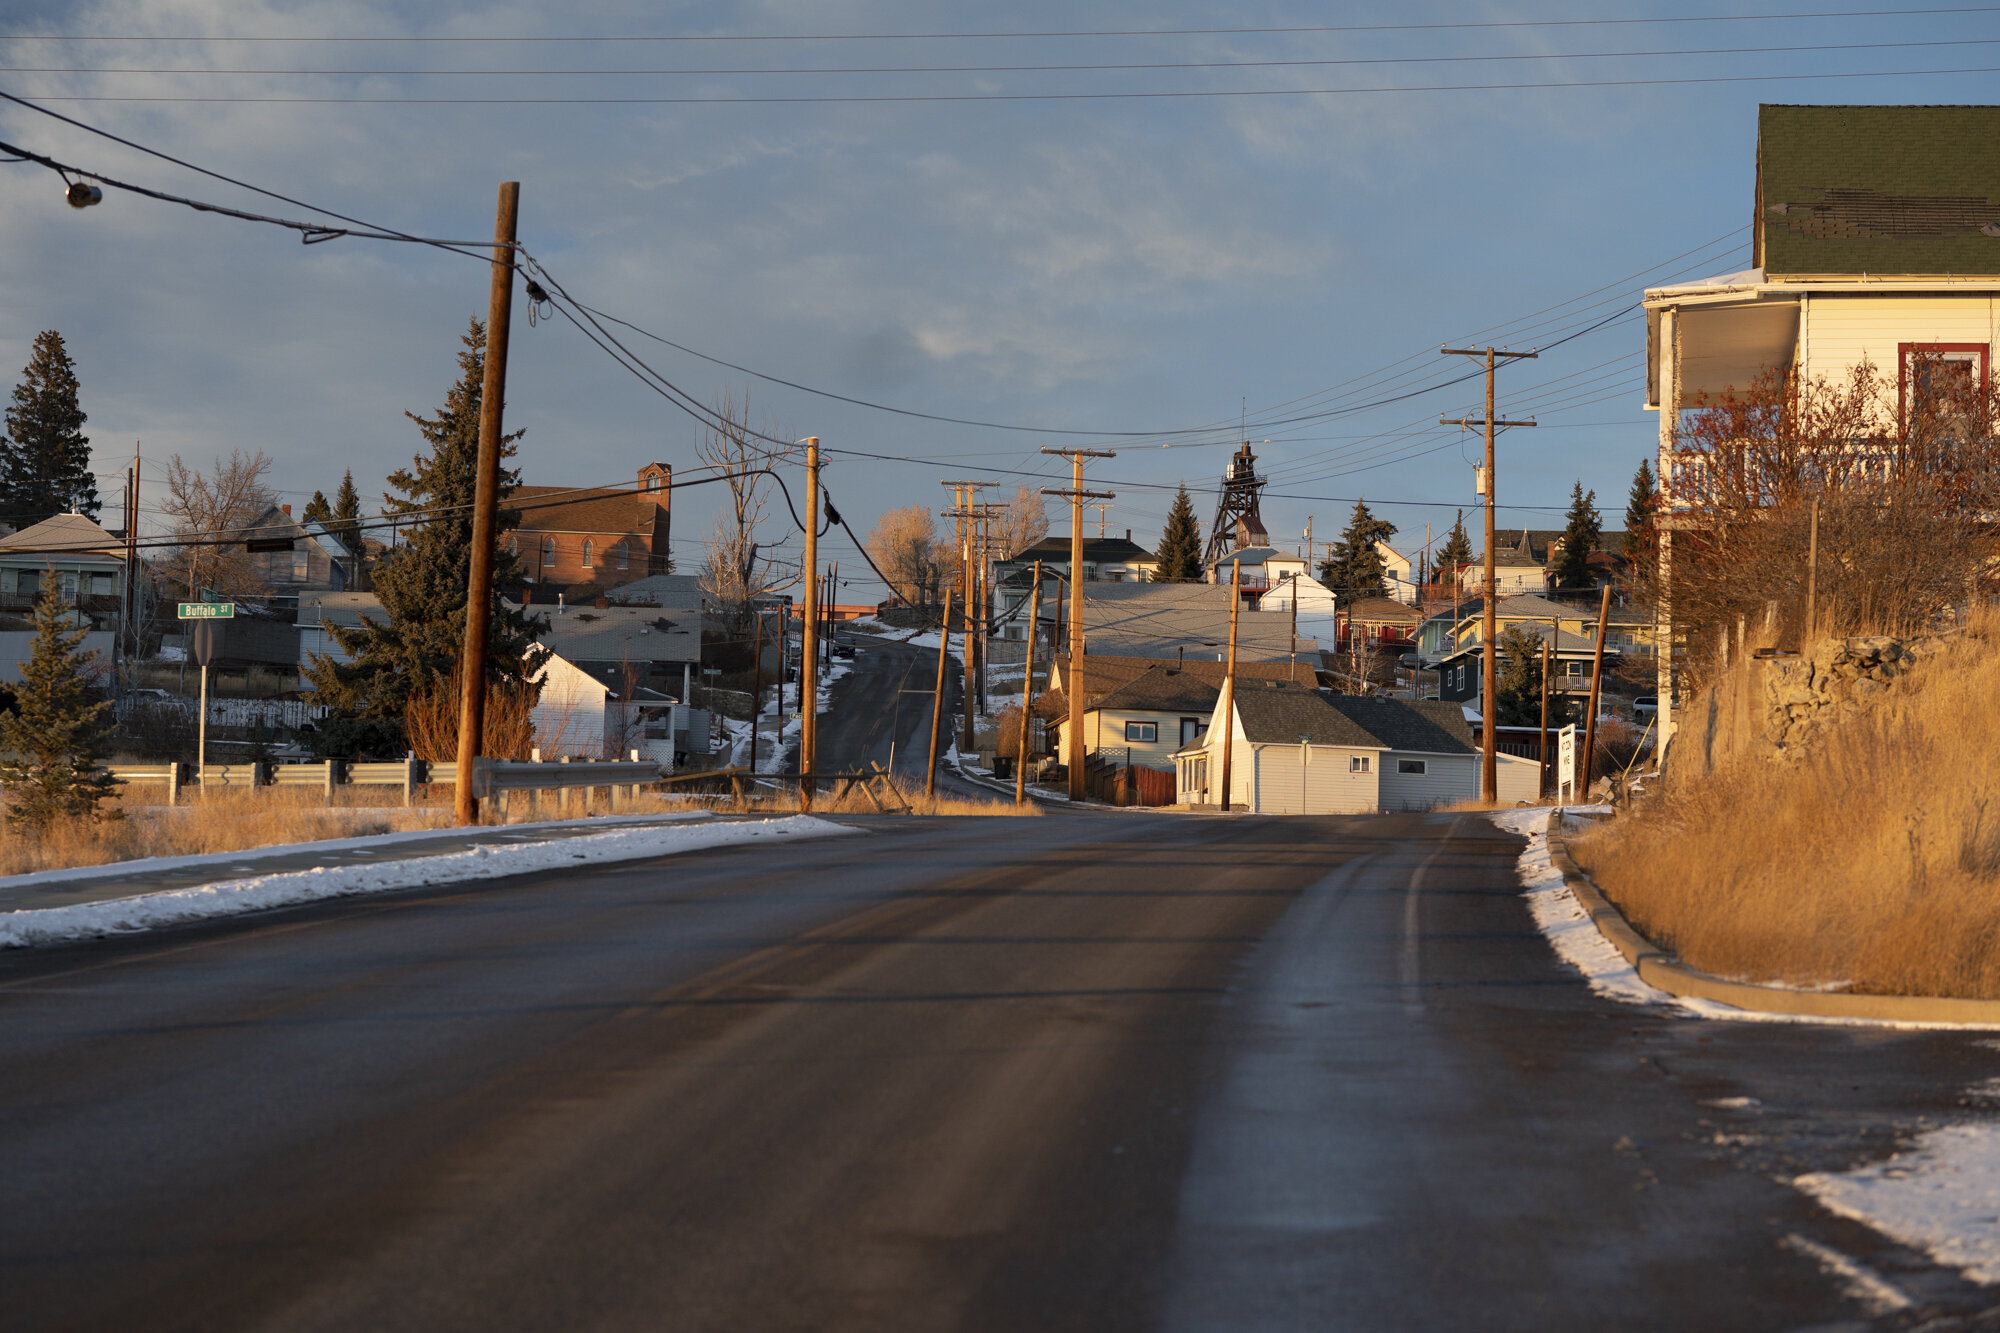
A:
[4,1,1997,594]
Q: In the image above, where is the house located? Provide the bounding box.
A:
[1209,545,1280,600]
[1052,662,1220,771]
[1415,594,1656,668]
[529,651,685,765]
[0,513,132,680]
[991,533,1158,632]
[510,464,673,595]
[1432,622,1613,711]
[531,602,702,702]
[1457,530,1550,597]
[296,591,382,668]
[1252,564,1341,660]
[1042,652,1309,769]
[241,504,359,598]
[1173,679,1512,813]
[1643,103,2000,745]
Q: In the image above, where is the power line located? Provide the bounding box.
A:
[14,36,2000,75]
[14,9,1995,41]
[26,62,2000,101]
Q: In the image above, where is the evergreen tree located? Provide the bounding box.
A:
[330,470,364,556]
[1150,485,1204,582]
[1435,510,1474,591]
[1492,624,1561,728]
[1622,459,1658,566]
[1552,481,1602,590]
[304,318,544,719]
[0,330,98,527]
[301,489,333,528]
[1317,499,1397,597]
[0,583,118,828]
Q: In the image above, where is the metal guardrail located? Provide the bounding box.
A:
[99,754,668,808]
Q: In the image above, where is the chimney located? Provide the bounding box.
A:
[1125,528,1131,542]
[281,504,291,517]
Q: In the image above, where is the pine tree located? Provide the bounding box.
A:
[330,470,364,556]
[1151,485,1204,582]
[304,318,544,720]
[1435,510,1473,591]
[1,331,98,527]
[1493,624,1553,728]
[301,489,333,528]
[1622,459,1658,566]
[1317,499,1397,597]
[1552,481,1602,590]
[0,583,118,829]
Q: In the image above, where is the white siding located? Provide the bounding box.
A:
[1249,743,1380,814]
[1801,293,1997,393]
[1091,707,1202,769]
[531,655,610,758]
[1497,752,1543,806]
[0,630,115,684]
[1379,752,1479,811]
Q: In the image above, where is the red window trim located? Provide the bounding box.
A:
[1898,341,1990,422]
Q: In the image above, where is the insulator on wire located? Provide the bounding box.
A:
[65,181,102,209]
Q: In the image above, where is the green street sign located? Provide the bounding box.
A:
[178,602,235,620]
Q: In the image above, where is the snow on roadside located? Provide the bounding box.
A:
[1797,1123,2000,1286]
[1490,806,1662,1007]
[0,811,713,895]
[0,816,856,950]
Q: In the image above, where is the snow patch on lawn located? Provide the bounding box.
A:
[1797,1123,2000,1286]
[0,816,855,950]
[1490,806,1662,1007]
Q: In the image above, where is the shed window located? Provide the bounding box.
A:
[581,539,595,569]
[1125,721,1156,742]
[1350,755,1371,773]
[1398,759,1427,775]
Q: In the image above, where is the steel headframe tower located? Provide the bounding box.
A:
[1204,441,1270,566]
[1441,344,1537,805]
[1040,448,1114,802]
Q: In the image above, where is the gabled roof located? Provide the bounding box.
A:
[1231,680,1382,747]
[1047,652,1305,715]
[1327,695,1476,755]
[1343,596,1423,625]
[1087,663,1221,715]
[532,604,699,663]
[0,512,124,557]
[1010,535,1156,564]
[1756,105,2000,278]
[1212,545,1280,568]
[1437,622,1610,660]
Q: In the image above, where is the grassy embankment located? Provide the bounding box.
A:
[1571,610,2000,998]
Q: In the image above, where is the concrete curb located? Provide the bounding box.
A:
[1546,811,2000,1024]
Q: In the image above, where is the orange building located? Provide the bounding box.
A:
[511,463,672,592]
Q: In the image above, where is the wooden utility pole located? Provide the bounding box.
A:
[1805,495,1820,638]
[1016,560,1042,807]
[1219,559,1242,812]
[1581,583,1613,789]
[1040,448,1115,802]
[941,480,994,754]
[748,607,764,781]
[799,438,821,810]
[1441,343,1537,805]
[1538,635,1552,797]
[454,180,520,826]
[926,591,954,797]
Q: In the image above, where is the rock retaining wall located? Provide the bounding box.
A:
[1763,634,1945,756]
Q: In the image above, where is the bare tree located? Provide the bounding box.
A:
[156,449,277,600]
[990,483,1049,560]
[1641,355,2000,691]
[695,390,790,628]
[867,504,942,607]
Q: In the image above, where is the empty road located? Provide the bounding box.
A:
[3,809,1995,1331]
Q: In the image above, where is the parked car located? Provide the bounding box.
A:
[1632,695,1658,720]
[833,643,855,660]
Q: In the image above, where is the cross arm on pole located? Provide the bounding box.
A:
[1441,346,1540,361]
[1440,417,1538,429]
[1042,488,1116,500]
[1039,447,1117,459]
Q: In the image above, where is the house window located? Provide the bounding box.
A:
[57,571,77,602]
[292,549,311,581]
[1180,717,1203,747]
[507,536,518,556]
[1350,755,1371,773]
[16,570,38,597]
[1398,759,1427,775]
[581,539,595,569]
[1125,720,1157,743]
[89,572,114,597]
[646,475,661,492]
[1900,343,1988,422]
[542,536,557,568]
[617,541,629,571]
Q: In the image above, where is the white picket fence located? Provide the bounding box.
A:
[117,695,330,729]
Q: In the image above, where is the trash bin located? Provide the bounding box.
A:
[992,755,1014,780]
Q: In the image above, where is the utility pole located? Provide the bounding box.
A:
[1538,635,1552,798]
[1016,560,1042,807]
[941,480,995,755]
[1040,448,1115,802]
[124,441,140,665]
[926,590,954,797]
[800,437,820,811]
[454,180,520,826]
[1805,495,1820,638]
[1582,583,1613,791]
[749,607,764,780]
[1219,559,1242,812]
[1089,502,1112,538]
[1441,343,1537,805]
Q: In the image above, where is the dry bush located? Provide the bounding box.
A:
[1573,607,2000,997]
[0,787,448,876]
[403,674,536,762]
[1643,358,2000,697]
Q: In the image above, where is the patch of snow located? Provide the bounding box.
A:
[1491,806,1662,1007]
[1796,1122,2000,1285]
[1777,1233,1912,1315]
[0,815,855,950]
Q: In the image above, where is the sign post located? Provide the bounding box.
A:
[1556,723,1578,801]
[178,603,233,778]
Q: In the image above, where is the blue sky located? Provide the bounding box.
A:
[4,1,1998,594]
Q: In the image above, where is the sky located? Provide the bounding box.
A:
[4,1,1999,598]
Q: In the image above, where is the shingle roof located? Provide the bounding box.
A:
[1326,695,1476,754]
[1343,596,1423,624]
[1052,652,1307,707]
[1077,582,1303,660]
[0,512,123,557]
[1231,681,1382,747]
[1013,535,1156,564]
[534,605,700,663]
[1757,105,2000,277]
[1087,663,1220,715]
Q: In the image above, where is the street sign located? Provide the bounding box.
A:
[178,602,234,620]
[1557,724,1578,799]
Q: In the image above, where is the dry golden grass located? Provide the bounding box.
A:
[1573,609,2000,997]
[0,788,450,877]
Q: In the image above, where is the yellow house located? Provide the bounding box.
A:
[1643,104,2000,747]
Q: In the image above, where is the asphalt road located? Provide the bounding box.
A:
[813,629,973,786]
[5,807,1999,1331]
